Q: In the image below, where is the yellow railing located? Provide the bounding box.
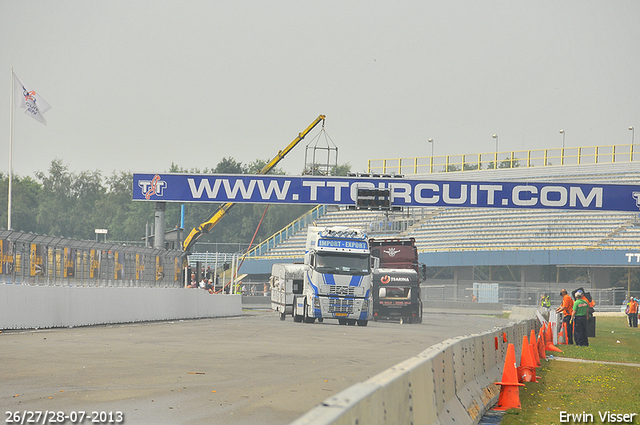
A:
[368,143,639,175]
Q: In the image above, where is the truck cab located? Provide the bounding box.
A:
[369,237,423,278]
[273,226,373,326]
[372,268,422,324]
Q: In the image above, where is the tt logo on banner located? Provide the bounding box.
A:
[138,175,167,200]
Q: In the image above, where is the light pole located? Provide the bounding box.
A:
[559,129,565,165]
[492,134,498,169]
[428,138,434,173]
[630,126,635,145]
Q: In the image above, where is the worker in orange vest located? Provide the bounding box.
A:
[627,297,638,328]
[556,289,574,344]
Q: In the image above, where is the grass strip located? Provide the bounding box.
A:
[501,316,640,425]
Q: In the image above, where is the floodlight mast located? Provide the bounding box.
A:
[182,115,326,252]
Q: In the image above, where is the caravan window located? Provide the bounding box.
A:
[292,279,303,294]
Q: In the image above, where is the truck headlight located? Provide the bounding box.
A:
[313,297,320,309]
[362,299,368,310]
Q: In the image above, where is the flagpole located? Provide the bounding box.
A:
[8,68,13,230]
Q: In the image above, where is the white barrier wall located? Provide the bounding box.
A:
[291,317,537,425]
[0,285,241,329]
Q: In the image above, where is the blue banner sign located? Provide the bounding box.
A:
[133,173,640,212]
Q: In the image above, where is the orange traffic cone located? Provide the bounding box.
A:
[537,333,546,360]
[545,340,563,353]
[495,343,525,410]
[545,322,553,345]
[545,322,563,352]
[559,322,568,345]
[529,329,540,367]
[517,335,538,383]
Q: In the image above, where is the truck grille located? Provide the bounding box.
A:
[328,298,354,313]
[328,285,356,296]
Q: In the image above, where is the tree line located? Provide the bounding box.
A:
[0,158,351,250]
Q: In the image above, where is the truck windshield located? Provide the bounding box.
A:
[315,252,370,275]
[379,287,411,299]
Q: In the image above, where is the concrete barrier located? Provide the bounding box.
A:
[0,285,241,329]
[291,318,536,425]
[422,301,504,315]
[509,306,539,321]
[242,295,272,307]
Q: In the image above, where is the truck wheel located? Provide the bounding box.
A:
[357,320,368,327]
[279,312,286,321]
[347,320,356,326]
[317,318,324,323]
[338,319,347,325]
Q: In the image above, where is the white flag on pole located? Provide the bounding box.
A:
[13,72,51,125]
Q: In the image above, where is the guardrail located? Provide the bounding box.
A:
[291,313,537,425]
[368,143,640,175]
[0,229,186,287]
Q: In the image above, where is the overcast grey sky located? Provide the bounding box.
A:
[2,1,639,178]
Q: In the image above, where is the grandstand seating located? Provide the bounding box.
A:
[262,209,388,257]
[407,208,636,251]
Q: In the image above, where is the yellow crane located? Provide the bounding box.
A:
[182,115,326,252]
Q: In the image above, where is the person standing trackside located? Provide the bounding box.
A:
[571,290,589,346]
[541,294,550,308]
[556,289,574,344]
[627,297,638,328]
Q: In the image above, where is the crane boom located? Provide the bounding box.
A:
[182,115,326,252]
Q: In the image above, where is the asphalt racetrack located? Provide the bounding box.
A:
[2,309,508,425]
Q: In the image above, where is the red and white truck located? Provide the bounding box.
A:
[369,237,424,324]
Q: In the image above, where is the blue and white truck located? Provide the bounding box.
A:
[270,226,373,326]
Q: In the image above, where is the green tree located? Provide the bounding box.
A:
[35,159,105,239]
[331,162,352,176]
[499,157,522,169]
[463,163,479,171]
[215,157,244,174]
[95,171,154,242]
[0,173,41,232]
